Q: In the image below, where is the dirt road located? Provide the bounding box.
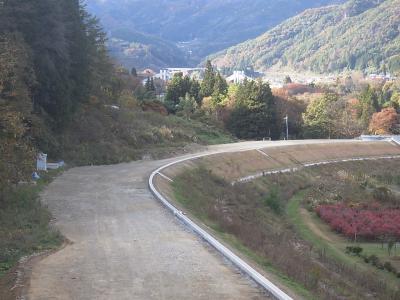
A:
[25,140,352,300]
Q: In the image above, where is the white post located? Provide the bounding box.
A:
[284,115,289,140]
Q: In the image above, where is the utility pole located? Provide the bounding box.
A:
[284,115,289,140]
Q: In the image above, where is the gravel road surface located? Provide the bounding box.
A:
[26,140,351,300]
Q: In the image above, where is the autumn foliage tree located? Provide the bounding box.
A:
[368,107,399,135]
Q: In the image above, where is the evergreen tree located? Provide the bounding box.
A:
[178,93,198,119]
[189,79,201,105]
[0,32,36,186]
[359,85,379,128]
[213,72,228,96]
[145,77,151,91]
[200,60,216,98]
[227,80,279,139]
[131,67,137,77]
[165,73,200,113]
[1,0,113,128]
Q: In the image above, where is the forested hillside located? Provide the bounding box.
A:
[0,0,232,188]
[1,0,112,182]
[0,0,234,280]
[107,28,188,70]
[212,0,400,74]
[87,0,344,69]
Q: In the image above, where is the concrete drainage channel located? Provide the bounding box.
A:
[148,152,293,300]
[233,155,400,185]
[148,146,400,300]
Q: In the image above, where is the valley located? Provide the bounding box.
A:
[86,0,345,70]
[2,0,400,299]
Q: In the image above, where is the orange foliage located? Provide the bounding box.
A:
[282,83,320,96]
[272,88,289,99]
[368,108,399,135]
[141,101,168,116]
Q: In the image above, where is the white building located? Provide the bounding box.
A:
[226,71,252,84]
[368,73,396,80]
[155,68,205,81]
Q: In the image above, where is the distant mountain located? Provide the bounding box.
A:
[86,0,344,70]
[106,28,189,70]
[211,0,400,74]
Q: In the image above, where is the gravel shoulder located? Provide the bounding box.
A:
[25,144,273,300]
[24,140,359,300]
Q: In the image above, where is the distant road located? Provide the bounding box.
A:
[26,140,352,300]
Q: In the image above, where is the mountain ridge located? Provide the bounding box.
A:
[86,0,345,70]
[211,0,400,74]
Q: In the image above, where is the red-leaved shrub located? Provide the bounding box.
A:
[316,203,400,240]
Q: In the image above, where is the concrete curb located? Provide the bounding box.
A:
[148,152,293,300]
[148,140,400,299]
[233,155,400,184]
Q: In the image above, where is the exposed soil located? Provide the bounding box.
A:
[21,141,284,300]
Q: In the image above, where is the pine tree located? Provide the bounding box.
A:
[200,60,216,98]
[165,73,200,113]
[131,67,137,77]
[213,72,228,96]
[178,93,198,119]
[145,77,151,91]
[227,80,280,139]
[189,79,201,104]
[359,85,379,128]
[0,33,36,186]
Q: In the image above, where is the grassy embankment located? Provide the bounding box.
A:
[170,152,400,299]
[0,170,64,277]
[172,173,313,299]
[45,108,234,166]
[0,110,233,278]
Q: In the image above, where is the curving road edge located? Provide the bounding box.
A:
[148,151,293,300]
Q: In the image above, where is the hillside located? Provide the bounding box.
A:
[86,0,344,69]
[0,0,234,284]
[107,29,189,70]
[212,0,400,74]
[157,142,400,299]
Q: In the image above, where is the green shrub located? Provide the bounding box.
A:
[373,186,393,203]
[0,173,63,277]
[384,262,396,273]
[368,254,379,266]
[263,187,282,215]
[345,246,363,256]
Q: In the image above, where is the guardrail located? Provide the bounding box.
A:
[148,153,293,300]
